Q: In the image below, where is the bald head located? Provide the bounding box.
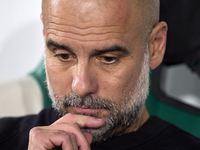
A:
[41,0,160,42]
[42,0,167,142]
[134,0,160,40]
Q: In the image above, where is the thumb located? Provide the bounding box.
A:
[83,132,93,144]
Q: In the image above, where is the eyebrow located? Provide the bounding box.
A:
[92,45,130,56]
[46,40,74,52]
[46,39,129,56]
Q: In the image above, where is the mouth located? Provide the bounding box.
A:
[73,106,102,114]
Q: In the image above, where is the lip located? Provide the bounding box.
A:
[73,107,100,114]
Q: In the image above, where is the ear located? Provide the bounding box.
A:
[40,14,45,37]
[148,21,168,70]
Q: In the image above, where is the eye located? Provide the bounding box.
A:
[98,56,117,64]
[54,53,74,62]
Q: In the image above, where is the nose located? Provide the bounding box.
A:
[71,62,98,97]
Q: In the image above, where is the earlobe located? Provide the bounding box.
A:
[149,21,168,70]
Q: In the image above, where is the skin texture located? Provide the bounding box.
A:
[28,0,167,149]
[47,45,150,142]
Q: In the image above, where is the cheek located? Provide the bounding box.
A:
[46,58,72,96]
[100,64,141,101]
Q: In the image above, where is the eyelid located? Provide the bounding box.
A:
[54,53,75,62]
[54,49,74,56]
[98,56,118,65]
[54,49,71,54]
[54,53,69,57]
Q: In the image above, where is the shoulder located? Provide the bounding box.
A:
[0,107,57,149]
[0,107,57,132]
[148,116,200,149]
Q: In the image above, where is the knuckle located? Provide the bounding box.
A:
[67,122,81,132]
[30,127,40,135]
[29,127,43,138]
[70,132,76,139]
[57,130,72,141]
[61,131,71,139]
[71,122,79,128]
[63,123,80,134]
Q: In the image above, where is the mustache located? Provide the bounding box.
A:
[62,93,114,111]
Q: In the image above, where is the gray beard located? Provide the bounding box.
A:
[46,51,150,143]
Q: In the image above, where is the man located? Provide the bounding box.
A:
[0,0,200,149]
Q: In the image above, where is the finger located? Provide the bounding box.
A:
[66,132,78,150]
[50,113,105,149]
[28,127,76,150]
[49,123,91,149]
[53,113,105,128]
[83,132,93,144]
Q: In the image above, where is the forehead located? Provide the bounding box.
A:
[42,0,144,49]
[43,0,141,29]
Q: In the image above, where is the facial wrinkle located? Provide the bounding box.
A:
[46,23,126,36]
[46,32,128,43]
[43,0,133,28]
[47,47,150,142]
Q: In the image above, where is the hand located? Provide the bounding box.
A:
[28,113,105,150]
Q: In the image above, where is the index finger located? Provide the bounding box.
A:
[53,113,105,128]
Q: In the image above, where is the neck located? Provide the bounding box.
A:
[135,106,150,131]
[122,106,150,134]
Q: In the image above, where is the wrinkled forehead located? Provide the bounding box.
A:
[42,0,140,28]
